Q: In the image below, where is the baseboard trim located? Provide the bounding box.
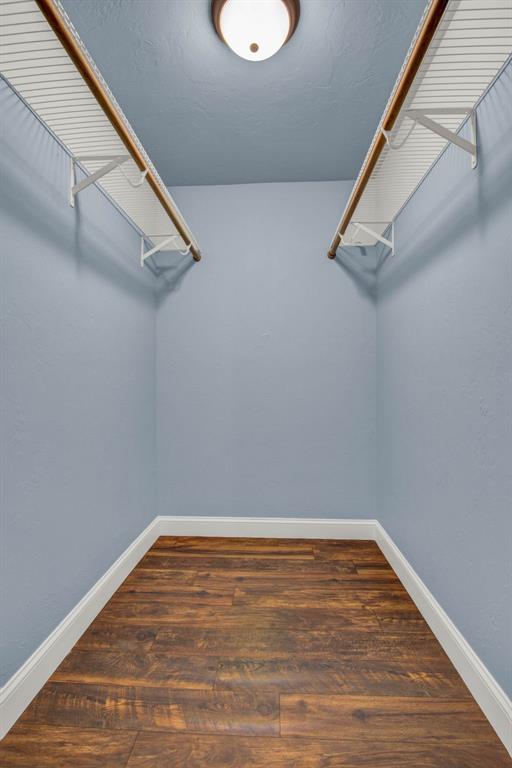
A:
[374,522,512,756]
[0,517,160,740]
[156,515,377,540]
[1,515,510,756]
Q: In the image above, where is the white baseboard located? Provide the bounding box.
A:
[0,517,160,740]
[374,522,512,756]
[156,515,377,540]
[1,514,510,757]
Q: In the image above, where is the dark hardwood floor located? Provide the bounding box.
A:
[1,536,510,766]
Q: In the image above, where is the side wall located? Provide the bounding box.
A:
[156,180,377,520]
[0,80,156,685]
[377,62,512,695]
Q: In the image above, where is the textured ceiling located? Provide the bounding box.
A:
[61,0,427,186]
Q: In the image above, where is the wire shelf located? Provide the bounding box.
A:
[0,0,202,266]
[331,0,512,249]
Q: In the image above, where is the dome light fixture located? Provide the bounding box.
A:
[212,0,300,62]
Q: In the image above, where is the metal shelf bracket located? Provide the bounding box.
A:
[69,154,148,206]
[384,108,477,169]
[140,234,191,268]
[342,222,394,255]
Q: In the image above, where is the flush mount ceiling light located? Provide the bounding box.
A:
[212,0,300,62]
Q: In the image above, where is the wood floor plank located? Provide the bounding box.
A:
[313,540,385,550]
[214,657,471,697]
[233,585,415,610]
[21,682,279,736]
[138,554,353,573]
[280,694,501,742]
[152,626,448,662]
[153,626,334,657]
[313,542,389,564]
[153,536,315,555]
[121,568,198,585]
[192,565,360,586]
[96,603,380,629]
[0,724,137,767]
[355,563,397,577]
[361,590,425,612]
[146,548,314,560]
[245,577,406,592]
[116,583,235,600]
[193,573,404,592]
[74,625,158,653]
[372,608,434,632]
[112,584,234,604]
[126,731,512,768]
[52,650,217,689]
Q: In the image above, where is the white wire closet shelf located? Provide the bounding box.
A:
[0,0,202,269]
[329,0,512,252]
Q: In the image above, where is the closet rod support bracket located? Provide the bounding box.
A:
[405,108,477,168]
[341,222,394,255]
[140,235,192,268]
[70,154,130,206]
[69,154,148,205]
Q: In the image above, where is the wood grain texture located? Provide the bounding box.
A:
[313,542,389,564]
[371,607,432,632]
[74,625,159,653]
[152,625,447,663]
[194,573,403,591]
[233,585,413,610]
[0,725,136,767]
[52,650,217,689]
[145,548,314,560]
[280,694,502,741]
[122,568,198,585]
[153,536,316,553]
[96,603,380,629]
[21,682,279,735]
[139,554,344,572]
[2,536,509,767]
[112,584,233,604]
[215,658,471,697]
[126,732,512,768]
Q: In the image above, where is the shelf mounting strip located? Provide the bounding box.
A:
[0,0,202,265]
[328,0,512,255]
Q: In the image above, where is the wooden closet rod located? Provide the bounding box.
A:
[328,0,449,259]
[35,0,201,262]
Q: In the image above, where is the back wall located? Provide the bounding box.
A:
[156,180,377,520]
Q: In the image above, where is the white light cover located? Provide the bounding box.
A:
[220,0,291,61]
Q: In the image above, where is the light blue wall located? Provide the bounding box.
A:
[377,61,512,696]
[156,181,377,520]
[0,80,156,685]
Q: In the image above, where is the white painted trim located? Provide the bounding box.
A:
[156,515,377,540]
[1,514,510,757]
[0,517,160,740]
[374,521,512,757]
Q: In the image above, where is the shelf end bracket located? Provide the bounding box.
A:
[69,154,131,206]
[342,222,394,255]
[140,235,191,268]
[405,108,477,168]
